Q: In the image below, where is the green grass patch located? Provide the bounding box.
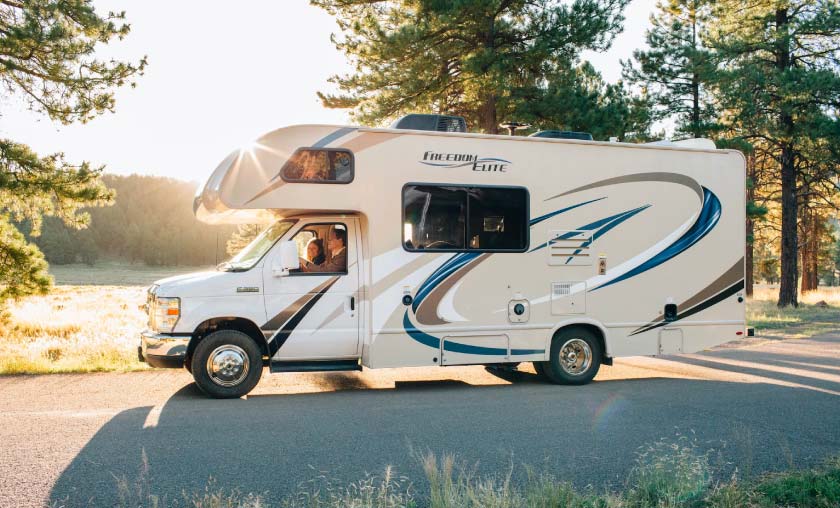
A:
[747,299,840,338]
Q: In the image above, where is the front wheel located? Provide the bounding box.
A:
[191,330,263,398]
[543,327,602,385]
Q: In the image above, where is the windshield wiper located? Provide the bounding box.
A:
[217,261,249,272]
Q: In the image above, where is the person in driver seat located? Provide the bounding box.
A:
[301,228,346,273]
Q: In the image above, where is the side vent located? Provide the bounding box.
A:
[390,114,467,133]
[547,230,593,266]
[551,281,585,314]
[552,282,572,297]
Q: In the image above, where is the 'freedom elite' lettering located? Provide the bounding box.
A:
[420,151,511,172]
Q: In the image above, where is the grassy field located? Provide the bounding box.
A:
[0,285,149,374]
[747,285,840,339]
[1,265,839,375]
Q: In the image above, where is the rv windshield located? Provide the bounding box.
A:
[218,219,297,272]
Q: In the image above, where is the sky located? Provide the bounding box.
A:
[1,0,657,184]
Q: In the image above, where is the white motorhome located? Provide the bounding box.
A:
[140,114,747,398]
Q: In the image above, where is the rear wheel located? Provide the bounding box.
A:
[544,327,601,385]
[191,330,263,398]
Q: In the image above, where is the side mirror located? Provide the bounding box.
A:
[273,241,300,277]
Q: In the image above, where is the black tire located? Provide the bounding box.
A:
[191,330,263,398]
[544,327,602,385]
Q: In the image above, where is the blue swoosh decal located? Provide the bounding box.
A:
[402,313,544,356]
[592,187,721,291]
[412,252,480,312]
[529,204,651,254]
[530,197,606,226]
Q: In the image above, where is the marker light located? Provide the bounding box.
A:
[150,297,180,333]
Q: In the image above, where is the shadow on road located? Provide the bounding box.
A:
[48,364,840,507]
[662,339,840,395]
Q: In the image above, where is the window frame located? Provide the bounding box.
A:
[401,182,530,253]
[279,147,355,184]
[287,222,350,276]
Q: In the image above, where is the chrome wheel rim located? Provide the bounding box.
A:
[206,345,249,387]
[559,338,592,376]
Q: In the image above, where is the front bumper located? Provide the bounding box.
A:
[140,330,190,369]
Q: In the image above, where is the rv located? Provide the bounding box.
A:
[140,114,746,398]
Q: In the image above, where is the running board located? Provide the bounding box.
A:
[269,359,362,373]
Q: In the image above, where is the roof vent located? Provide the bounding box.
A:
[529,130,593,141]
[390,114,467,133]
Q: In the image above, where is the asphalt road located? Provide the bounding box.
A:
[1,334,839,507]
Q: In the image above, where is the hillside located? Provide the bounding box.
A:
[25,174,237,267]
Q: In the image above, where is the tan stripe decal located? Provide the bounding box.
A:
[415,253,491,326]
[340,132,401,153]
[631,257,744,333]
[546,172,704,202]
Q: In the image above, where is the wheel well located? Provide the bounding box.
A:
[553,324,611,366]
[186,317,267,371]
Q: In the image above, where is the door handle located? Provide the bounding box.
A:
[350,296,355,311]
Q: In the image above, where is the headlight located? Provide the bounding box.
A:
[150,296,180,333]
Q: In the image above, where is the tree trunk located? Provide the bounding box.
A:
[775,8,798,307]
[778,143,798,307]
[800,207,812,293]
[798,208,821,293]
[479,93,498,134]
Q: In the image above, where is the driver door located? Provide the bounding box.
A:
[262,219,360,362]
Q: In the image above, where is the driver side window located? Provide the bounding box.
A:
[289,223,348,275]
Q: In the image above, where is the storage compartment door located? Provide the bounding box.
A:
[658,328,684,355]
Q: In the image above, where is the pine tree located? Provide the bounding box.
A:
[313,0,630,133]
[515,62,656,140]
[622,0,716,138]
[226,225,265,258]
[0,1,145,299]
[710,0,840,307]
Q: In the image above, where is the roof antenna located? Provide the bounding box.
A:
[499,121,531,136]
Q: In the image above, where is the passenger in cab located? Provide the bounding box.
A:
[305,238,326,266]
[301,228,346,273]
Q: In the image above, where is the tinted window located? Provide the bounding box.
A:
[467,187,528,250]
[402,185,528,252]
[403,185,466,250]
[281,149,353,183]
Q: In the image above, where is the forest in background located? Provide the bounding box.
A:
[21,175,235,267]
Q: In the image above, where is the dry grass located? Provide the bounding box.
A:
[0,285,148,375]
[747,285,840,339]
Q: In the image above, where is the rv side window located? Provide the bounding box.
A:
[280,148,354,183]
[402,185,528,252]
[467,187,528,250]
[402,185,466,250]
